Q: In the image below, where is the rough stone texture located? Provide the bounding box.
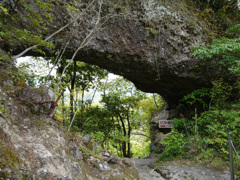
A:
[0,51,140,179]
[96,161,111,172]
[107,155,118,164]
[21,85,56,114]
[133,158,232,180]
[82,134,92,145]
[0,100,140,180]
[70,146,83,161]
[154,165,231,180]
[2,0,221,106]
[150,109,178,153]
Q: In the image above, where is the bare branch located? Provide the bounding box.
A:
[12,0,97,60]
[68,103,81,131]
[45,36,72,84]
[60,0,104,81]
[13,21,74,60]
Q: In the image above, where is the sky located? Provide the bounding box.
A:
[17,56,118,80]
[16,56,119,105]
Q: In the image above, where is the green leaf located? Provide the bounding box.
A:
[0,6,8,14]
[33,20,40,27]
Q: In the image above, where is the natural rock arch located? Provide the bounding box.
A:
[1,0,222,106]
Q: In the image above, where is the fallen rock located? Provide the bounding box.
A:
[82,134,92,145]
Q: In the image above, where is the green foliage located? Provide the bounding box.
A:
[138,94,165,120]
[0,130,20,174]
[160,105,240,163]
[81,106,116,145]
[79,146,94,159]
[0,0,55,55]
[0,89,6,116]
[158,129,188,161]
[210,79,232,110]
[192,0,238,11]
[178,88,210,110]
[160,77,240,168]
[167,24,240,166]
[131,140,150,158]
[225,24,240,38]
[65,4,79,17]
[58,61,108,92]
[16,57,56,87]
[131,94,165,157]
[77,77,152,157]
[192,24,240,75]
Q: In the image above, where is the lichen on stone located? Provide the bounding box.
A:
[142,0,181,24]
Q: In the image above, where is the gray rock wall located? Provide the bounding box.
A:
[150,109,178,153]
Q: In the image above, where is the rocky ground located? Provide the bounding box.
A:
[133,158,232,180]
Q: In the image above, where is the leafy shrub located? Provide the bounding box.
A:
[158,129,189,161]
[159,75,240,167]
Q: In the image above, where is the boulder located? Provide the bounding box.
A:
[20,86,56,115]
[82,134,92,145]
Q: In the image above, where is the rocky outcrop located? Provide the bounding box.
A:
[0,51,139,180]
[0,113,139,179]
[150,109,178,153]
[1,0,222,106]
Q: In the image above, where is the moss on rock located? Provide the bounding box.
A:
[0,129,21,179]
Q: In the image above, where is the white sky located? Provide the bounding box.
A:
[17,56,119,80]
[16,56,119,105]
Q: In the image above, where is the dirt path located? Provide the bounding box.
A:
[133,158,232,180]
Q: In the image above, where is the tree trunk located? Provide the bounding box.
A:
[119,114,127,157]
[70,60,77,122]
[79,87,85,130]
[62,91,65,127]
[126,109,131,157]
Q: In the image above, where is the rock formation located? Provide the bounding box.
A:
[0,51,139,179]
[150,109,178,153]
[0,1,236,178]
[1,0,221,106]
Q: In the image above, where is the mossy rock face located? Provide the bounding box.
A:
[0,129,21,179]
[0,49,27,94]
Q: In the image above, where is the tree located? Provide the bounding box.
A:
[135,94,166,136]
[192,24,240,77]
[17,57,56,87]
[57,60,108,131]
[100,78,146,157]
[158,24,240,163]
[81,106,117,148]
